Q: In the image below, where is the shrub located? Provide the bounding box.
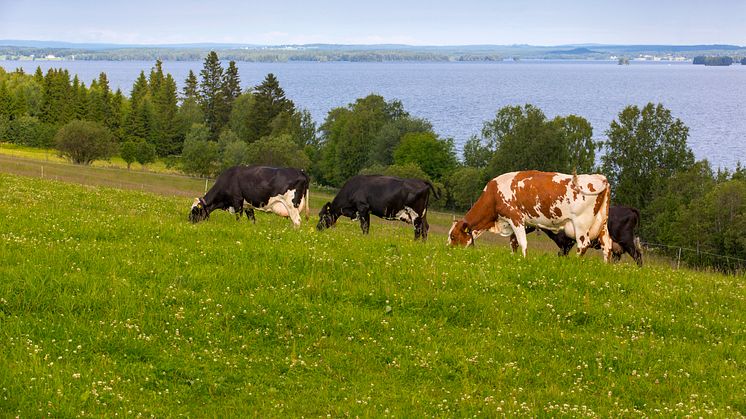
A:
[55,120,115,165]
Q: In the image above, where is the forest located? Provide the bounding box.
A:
[0,52,743,271]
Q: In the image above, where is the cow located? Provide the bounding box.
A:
[189,165,310,226]
[448,170,613,262]
[509,206,643,266]
[316,175,439,240]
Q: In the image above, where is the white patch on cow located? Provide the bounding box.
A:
[228,206,236,214]
[495,173,517,201]
[395,206,418,223]
[246,188,302,227]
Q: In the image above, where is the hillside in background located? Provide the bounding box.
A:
[1,40,745,62]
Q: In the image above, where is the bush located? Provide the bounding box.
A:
[55,120,115,165]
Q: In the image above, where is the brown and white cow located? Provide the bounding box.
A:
[448,170,613,262]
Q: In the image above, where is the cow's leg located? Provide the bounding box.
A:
[621,240,642,266]
[232,198,244,222]
[244,208,256,223]
[632,237,644,267]
[413,216,424,240]
[582,221,612,262]
[288,205,302,227]
[509,234,520,253]
[421,214,429,241]
[509,223,528,257]
[359,208,371,234]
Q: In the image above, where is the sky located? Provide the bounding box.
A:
[1,0,745,46]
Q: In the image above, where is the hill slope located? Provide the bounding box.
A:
[0,174,744,416]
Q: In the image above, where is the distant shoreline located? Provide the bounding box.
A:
[1,41,743,63]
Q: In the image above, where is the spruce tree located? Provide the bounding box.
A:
[183,70,199,101]
[246,73,295,142]
[199,51,227,138]
[222,60,241,104]
[130,71,149,106]
[33,67,44,85]
[152,74,180,155]
[149,60,164,96]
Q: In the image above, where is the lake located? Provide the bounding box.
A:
[2,60,745,168]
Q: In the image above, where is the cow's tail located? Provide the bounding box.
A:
[304,186,311,220]
[426,181,441,200]
[631,207,643,254]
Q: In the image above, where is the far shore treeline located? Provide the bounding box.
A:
[0,52,743,271]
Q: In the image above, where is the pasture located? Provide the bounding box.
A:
[1,172,744,416]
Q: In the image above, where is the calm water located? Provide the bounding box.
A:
[2,60,745,168]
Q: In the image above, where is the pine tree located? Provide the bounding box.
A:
[222,60,241,104]
[71,76,88,120]
[109,89,125,141]
[183,70,199,101]
[41,69,74,125]
[152,74,180,155]
[96,72,113,128]
[33,67,44,85]
[199,51,227,138]
[246,73,295,142]
[149,60,165,96]
[130,71,149,106]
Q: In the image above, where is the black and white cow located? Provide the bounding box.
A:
[189,165,310,226]
[317,175,439,240]
[509,205,643,266]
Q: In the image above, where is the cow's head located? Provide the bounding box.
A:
[316,202,339,231]
[189,198,209,223]
[448,219,474,246]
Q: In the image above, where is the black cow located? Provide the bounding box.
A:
[189,165,310,226]
[509,205,643,266]
[317,175,439,240]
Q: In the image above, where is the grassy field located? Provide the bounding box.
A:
[1,172,744,416]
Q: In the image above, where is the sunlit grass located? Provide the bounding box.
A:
[1,173,744,416]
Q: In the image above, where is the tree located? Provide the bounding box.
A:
[181,124,218,177]
[55,120,116,165]
[368,117,432,167]
[552,114,596,173]
[120,140,139,169]
[318,94,405,186]
[462,135,492,168]
[216,129,249,173]
[393,132,457,180]
[199,51,228,137]
[601,103,694,210]
[246,134,310,169]
[152,73,180,156]
[222,60,241,104]
[183,70,200,102]
[482,104,570,175]
[135,141,157,168]
[245,73,295,142]
[447,166,487,209]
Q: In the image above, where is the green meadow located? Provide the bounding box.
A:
[1,172,745,417]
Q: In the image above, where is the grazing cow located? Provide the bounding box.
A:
[189,165,310,226]
[510,206,643,266]
[317,175,439,240]
[448,170,613,262]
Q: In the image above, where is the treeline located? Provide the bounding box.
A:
[692,56,734,66]
[0,52,743,271]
